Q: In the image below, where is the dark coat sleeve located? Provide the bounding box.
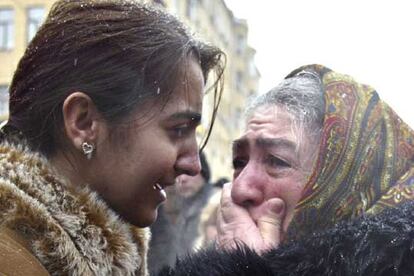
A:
[157,201,414,276]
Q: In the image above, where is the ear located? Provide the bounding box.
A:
[62,92,102,151]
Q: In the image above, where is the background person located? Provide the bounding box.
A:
[0,0,224,275]
[194,187,222,248]
[149,153,218,274]
[191,176,230,249]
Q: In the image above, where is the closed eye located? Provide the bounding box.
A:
[268,155,291,168]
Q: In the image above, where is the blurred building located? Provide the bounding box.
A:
[0,0,56,121]
[0,0,260,179]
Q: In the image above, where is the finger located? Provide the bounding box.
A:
[257,198,285,250]
[218,182,233,222]
[219,182,249,222]
[219,182,233,209]
[219,182,232,208]
[217,182,259,250]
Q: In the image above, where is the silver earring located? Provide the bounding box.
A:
[81,142,94,160]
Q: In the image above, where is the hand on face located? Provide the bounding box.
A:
[217,182,285,254]
[219,105,318,251]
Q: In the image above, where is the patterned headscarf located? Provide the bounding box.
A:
[286,65,414,239]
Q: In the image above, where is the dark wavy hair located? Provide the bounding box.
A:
[4,0,225,156]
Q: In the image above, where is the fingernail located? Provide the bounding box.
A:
[270,201,284,215]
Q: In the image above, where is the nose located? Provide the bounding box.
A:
[175,150,201,177]
[231,161,265,207]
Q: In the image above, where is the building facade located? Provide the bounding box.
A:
[0,0,259,180]
[0,0,56,120]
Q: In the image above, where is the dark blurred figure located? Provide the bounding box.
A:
[213,177,229,188]
[194,187,222,248]
[190,176,229,248]
[148,153,217,274]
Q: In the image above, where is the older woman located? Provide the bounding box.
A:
[218,64,414,251]
[0,0,224,275]
[160,65,414,275]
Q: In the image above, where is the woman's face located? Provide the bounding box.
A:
[231,105,318,238]
[90,58,204,227]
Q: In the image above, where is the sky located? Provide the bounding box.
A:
[224,0,414,128]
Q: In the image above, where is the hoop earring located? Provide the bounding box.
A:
[82,142,94,160]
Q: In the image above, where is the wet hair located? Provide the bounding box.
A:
[3,0,224,156]
[246,71,325,141]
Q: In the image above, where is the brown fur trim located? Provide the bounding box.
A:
[0,141,149,276]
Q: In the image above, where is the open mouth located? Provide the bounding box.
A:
[153,183,163,191]
[153,183,167,198]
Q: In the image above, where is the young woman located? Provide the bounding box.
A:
[0,0,224,275]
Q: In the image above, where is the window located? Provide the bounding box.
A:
[235,71,243,91]
[0,8,14,50]
[27,7,45,43]
[0,85,9,116]
[236,34,245,55]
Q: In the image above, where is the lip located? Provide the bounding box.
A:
[154,179,175,194]
[154,183,163,190]
[163,180,176,188]
[152,179,176,202]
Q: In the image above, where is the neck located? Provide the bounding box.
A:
[49,149,87,188]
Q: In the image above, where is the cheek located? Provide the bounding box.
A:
[278,175,305,207]
[130,126,177,168]
[259,174,305,212]
[281,182,303,202]
[142,146,176,178]
[147,141,181,180]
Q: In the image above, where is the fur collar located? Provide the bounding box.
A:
[0,141,150,275]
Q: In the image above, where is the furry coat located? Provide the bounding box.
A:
[160,201,414,276]
[0,141,150,276]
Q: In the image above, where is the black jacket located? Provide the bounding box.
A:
[159,201,414,276]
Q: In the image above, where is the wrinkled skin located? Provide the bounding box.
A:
[217,105,318,252]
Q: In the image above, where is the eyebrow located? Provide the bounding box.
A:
[168,111,202,124]
[232,137,297,153]
[256,137,297,151]
[232,138,248,153]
